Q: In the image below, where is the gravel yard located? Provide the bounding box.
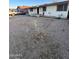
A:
[9,15,69,59]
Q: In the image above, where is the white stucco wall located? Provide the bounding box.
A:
[46,5,57,11]
[39,7,43,15]
[44,5,68,18]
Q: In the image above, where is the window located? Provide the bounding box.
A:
[63,4,68,11]
[30,8,33,11]
[57,4,63,11]
[43,7,46,11]
[57,3,68,11]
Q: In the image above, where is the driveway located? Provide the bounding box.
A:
[9,15,69,59]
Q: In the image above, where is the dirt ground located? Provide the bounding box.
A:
[9,15,69,59]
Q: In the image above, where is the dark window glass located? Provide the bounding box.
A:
[30,8,33,11]
[63,4,68,11]
[57,4,63,11]
[43,7,46,11]
[57,3,68,11]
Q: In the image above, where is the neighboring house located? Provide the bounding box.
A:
[9,9,17,12]
[28,1,69,18]
[17,6,31,14]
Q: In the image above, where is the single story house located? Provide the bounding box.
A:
[17,6,31,14]
[28,1,69,18]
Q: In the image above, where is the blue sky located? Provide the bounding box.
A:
[9,0,66,8]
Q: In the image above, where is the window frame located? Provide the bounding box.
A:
[57,3,68,11]
[43,7,46,11]
[63,4,68,11]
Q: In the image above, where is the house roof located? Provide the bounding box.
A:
[39,1,68,7]
[17,6,32,9]
[29,1,69,9]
